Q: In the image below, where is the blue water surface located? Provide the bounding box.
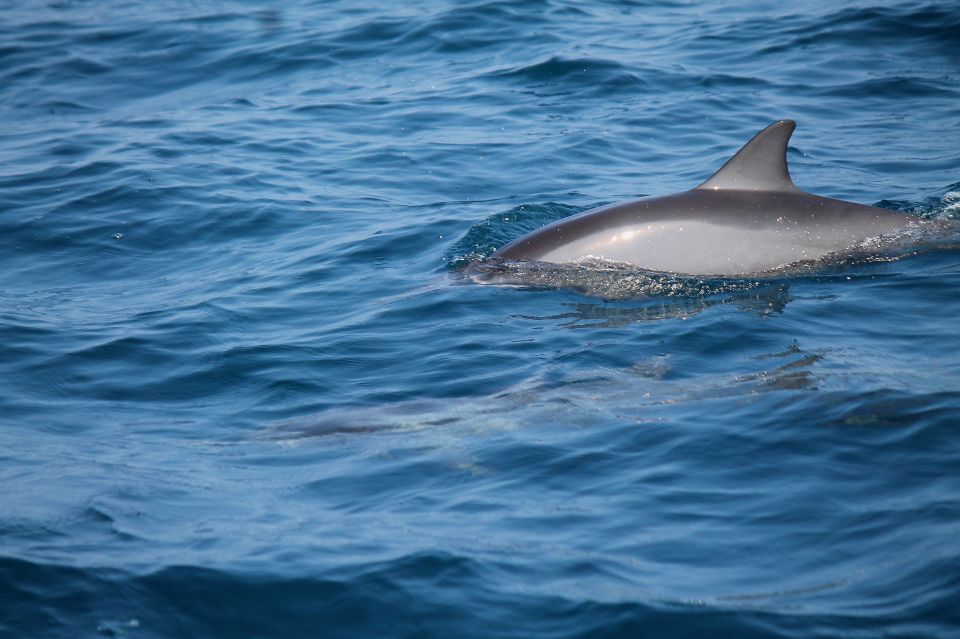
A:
[2,1,959,637]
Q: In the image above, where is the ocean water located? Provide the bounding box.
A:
[2,0,959,637]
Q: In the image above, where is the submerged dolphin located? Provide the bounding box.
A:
[491,120,908,275]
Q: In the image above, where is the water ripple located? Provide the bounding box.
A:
[2,1,959,637]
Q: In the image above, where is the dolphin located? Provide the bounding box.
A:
[490,120,908,275]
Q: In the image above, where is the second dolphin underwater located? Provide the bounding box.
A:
[490,120,910,276]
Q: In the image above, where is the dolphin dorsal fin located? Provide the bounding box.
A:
[696,120,800,192]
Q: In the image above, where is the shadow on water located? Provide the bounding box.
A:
[738,343,824,392]
[509,282,791,328]
[266,338,830,442]
[266,400,464,440]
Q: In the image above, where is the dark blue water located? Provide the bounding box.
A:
[2,1,959,637]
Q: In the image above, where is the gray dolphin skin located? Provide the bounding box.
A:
[491,120,908,275]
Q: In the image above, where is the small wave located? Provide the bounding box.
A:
[446,201,586,268]
[813,76,957,100]
[58,55,113,77]
[944,192,960,217]
[880,183,960,221]
[760,4,960,58]
[490,56,632,82]
[485,56,646,95]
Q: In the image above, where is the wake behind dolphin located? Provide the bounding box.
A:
[485,121,912,277]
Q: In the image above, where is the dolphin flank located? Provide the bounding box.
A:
[491,121,908,276]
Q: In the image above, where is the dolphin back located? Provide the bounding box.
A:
[488,120,910,276]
